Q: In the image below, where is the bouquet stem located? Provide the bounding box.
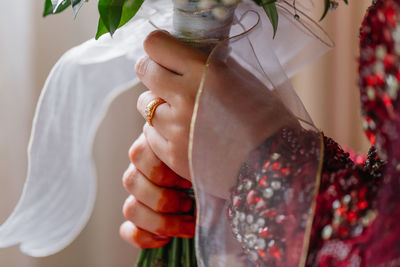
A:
[137,237,197,267]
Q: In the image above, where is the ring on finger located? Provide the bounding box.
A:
[144,98,166,126]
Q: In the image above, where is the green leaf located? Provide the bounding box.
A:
[43,0,71,17]
[119,0,144,25]
[343,0,348,4]
[71,0,85,17]
[320,0,331,21]
[97,0,125,36]
[261,0,278,38]
[96,0,144,39]
[95,19,109,40]
[43,0,54,16]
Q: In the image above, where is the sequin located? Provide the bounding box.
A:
[258,176,268,188]
[322,225,333,240]
[244,180,253,190]
[245,234,257,248]
[255,238,266,250]
[376,45,387,59]
[259,227,270,239]
[246,215,254,224]
[271,181,281,190]
[386,74,399,99]
[256,218,265,227]
[246,190,259,206]
[263,188,274,199]
[271,153,281,160]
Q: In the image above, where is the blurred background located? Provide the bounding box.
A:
[0,1,371,266]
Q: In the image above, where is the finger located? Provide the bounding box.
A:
[143,124,176,175]
[120,221,171,249]
[135,56,182,102]
[122,164,193,213]
[123,195,195,238]
[143,30,207,75]
[129,134,192,188]
[137,90,173,130]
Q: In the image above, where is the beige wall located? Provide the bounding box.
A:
[293,1,372,153]
[0,1,372,267]
[0,1,141,267]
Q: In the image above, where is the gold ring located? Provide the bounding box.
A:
[144,98,166,126]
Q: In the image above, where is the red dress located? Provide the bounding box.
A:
[228,0,400,266]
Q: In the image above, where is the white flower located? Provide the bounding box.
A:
[198,0,217,9]
[174,0,188,5]
[212,6,228,20]
[222,0,238,6]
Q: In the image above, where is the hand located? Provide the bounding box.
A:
[135,30,299,195]
[135,30,208,180]
[120,134,195,249]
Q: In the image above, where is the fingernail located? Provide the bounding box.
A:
[123,164,134,177]
[120,221,136,245]
[126,195,134,204]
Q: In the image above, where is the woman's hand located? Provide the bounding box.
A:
[135,30,298,186]
[120,133,195,249]
[135,30,208,180]
[121,29,300,247]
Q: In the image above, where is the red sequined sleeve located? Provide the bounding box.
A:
[227,127,383,266]
[306,138,383,266]
[228,0,400,265]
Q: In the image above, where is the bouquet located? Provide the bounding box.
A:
[43,0,346,39]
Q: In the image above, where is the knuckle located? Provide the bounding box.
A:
[122,168,132,189]
[119,224,126,240]
[129,141,144,164]
[122,166,138,191]
[137,91,149,113]
[128,145,137,163]
[143,30,165,51]
[123,197,139,221]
